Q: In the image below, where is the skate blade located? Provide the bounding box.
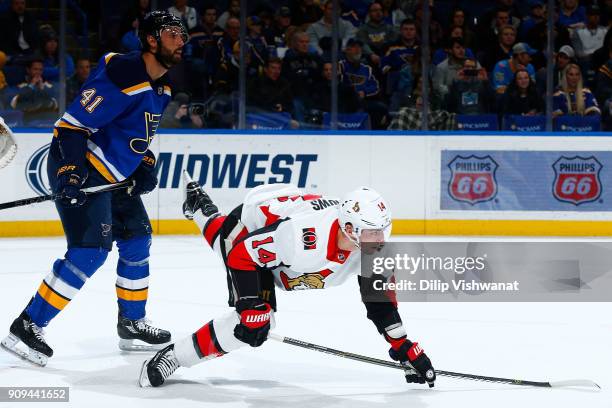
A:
[138,359,152,387]
[1,334,48,367]
[119,338,170,352]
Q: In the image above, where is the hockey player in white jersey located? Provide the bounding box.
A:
[139,171,436,388]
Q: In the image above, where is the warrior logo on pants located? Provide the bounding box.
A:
[552,156,602,205]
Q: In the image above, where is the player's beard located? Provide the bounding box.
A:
[156,45,182,69]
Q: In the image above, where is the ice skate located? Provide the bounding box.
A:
[182,170,219,220]
[117,315,171,352]
[139,344,180,387]
[1,310,53,367]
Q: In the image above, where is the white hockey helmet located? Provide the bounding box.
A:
[338,187,392,247]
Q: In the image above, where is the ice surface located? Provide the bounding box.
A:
[0,236,610,408]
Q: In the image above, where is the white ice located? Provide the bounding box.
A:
[0,235,610,408]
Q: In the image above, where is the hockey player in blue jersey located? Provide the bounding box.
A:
[1,11,187,367]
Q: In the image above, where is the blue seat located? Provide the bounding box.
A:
[456,114,499,131]
[502,115,546,131]
[553,115,601,132]
[246,112,292,130]
[322,112,371,130]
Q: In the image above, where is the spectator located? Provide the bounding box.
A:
[40,31,75,82]
[518,1,546,41]
[595,43,612,129]
[378,0,407,28]
[312,61,362,114]
[492,42,536,95]
[282,30,323,120]
[482,24,517,72]
[291,0,323,27]
[499,69,543,116]
[571,5,607,60]
[535,45,575,95]
[217,17,240,66]
[264,6,293,49]
[65,57,90,103]
[185,5,224,97]
[525,9,572,70]
[247,57,293,115]
[381,18,419,76]
[10,58,58,123]
[478,7,519,53]
[217,0,240,30]
[433,38,479,100]
[553,63,601,117]
[558,0,586,29]
[357,2,397,67]
[340,39,387,128]
[0,50,6,109]
[594,42,612,108]
[414,1,444,49]
[432,26,476,65]
[246,16,269,69]
[448,8,475,48]
[445,58,495,115]
[306,0,357,55]
[0,0,38,56]
[591,27,612,72]
[160,92,204,128]
[168,0,198,31]
[120,0,150,39]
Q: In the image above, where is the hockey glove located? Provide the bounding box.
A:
[387,336,436,387]
[128,150,158,196]
[56,164,87,207]
[234,298,272,347]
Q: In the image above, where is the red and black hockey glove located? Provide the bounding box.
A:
[56,164,88,207]
[387,335,436,387]
[128,150,158,196]
[234,298,272,347]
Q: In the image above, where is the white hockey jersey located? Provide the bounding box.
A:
[226,184,361,291]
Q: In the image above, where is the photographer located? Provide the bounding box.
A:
[161,92,204,128]
[445,58,495,115]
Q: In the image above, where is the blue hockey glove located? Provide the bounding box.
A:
[128,150,158,196]
[56,164,87,207]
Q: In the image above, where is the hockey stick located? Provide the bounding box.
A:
[269,333,600,389]
[0,180,134,211]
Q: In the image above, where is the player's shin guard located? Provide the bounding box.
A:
[115,236,150,320]
[26,247,108,327]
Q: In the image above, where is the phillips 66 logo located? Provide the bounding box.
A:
[552,156,602,205]
[448,155,498,205]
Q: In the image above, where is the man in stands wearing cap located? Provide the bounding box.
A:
[246,16,269,69]
[536,45,575,95]
[264,6,292,49]
[492,42,537,94]
[571,5,607,61]
[340,38,387,128]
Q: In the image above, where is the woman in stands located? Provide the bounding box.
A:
[499,69,543,116]
[553,63,601,117]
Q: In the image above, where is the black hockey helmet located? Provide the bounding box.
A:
[140,10,188,52]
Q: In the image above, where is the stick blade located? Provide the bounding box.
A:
[549,379,601,389]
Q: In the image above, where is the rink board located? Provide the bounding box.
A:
[1,130,612,237]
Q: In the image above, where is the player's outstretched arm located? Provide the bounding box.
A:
[358,276,436,387]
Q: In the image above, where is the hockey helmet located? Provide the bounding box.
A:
[338,187,392,247]
[140,10,188,52]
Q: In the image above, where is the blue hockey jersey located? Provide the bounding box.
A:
[54,51,172,183]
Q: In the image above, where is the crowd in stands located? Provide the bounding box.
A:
[0,0,610,130]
